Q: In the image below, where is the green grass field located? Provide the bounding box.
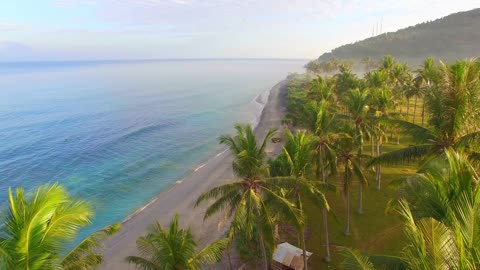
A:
[302,144,418,269]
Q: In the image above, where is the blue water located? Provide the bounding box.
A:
[0,59,305,240]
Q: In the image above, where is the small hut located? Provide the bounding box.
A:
[272,242,312,270]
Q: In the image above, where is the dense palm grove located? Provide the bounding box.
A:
[1,55,480,269]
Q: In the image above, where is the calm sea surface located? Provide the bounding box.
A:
[0,59,305,240]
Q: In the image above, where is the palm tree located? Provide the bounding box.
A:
[341,150,480,269]
[335,135,368,236]
[126,214,228,270]
[300,100,337,262]
[368,87,395,189]
[272,129,330,269]
[342,88,371,214]
[0,183,120,270]
[301,101,338,182]
[334,64,359,95]
[415,57,439,126]
[370,59,480,167]
[378,55,397,75]
[195,124,301,270]
[307,76,336,104]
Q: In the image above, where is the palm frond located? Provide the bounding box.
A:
[58,223,121,270]
[125,256,159,270]
[195,181,243,207]
[351,159,368,186]
[376,118,436,143]
[189,238,229,269]
[1,183,94,270]
[368,144,433,166]
[455,131,480,149]
[339,247,376,270]
[368,255,408,270]
[261,186,303,229]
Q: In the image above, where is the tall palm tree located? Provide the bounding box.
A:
[0,183,120,270]
[301,101,338,182]
[415,57,439,126]
[300,100,337,262]
[335,136,368,236]
[342,88,371,214]
[272,130,330,269]
[370,59,480,167]
[126,214,228,270]
[195,124,301,270]
[368,87,395,189]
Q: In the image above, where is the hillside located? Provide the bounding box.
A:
[319,8,480,64]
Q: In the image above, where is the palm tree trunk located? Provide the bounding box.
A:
[257,220,269,270]
[321,209,330,262]
[320,149,326,183]
[227,247,233,270]
[396,127,400,145]
[376,137,382,190]
[399,97,403,114]
[319,150,331,262]
[301,230,308,270]
[316,150,321,181]
[357,129,363,215]
[344,163,350,236]
[421,99,425,127]
[406,97,410,120]
[413,96,418,124]
[371,136,375,157]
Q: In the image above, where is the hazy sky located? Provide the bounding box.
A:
[1,0,479,61]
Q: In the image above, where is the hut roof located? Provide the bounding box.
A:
[272,242,312,270]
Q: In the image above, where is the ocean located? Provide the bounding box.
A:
[0,59,305,240]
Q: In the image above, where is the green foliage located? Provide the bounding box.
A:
[341,150,480,269]
[287,54,480,268]
[126,214,228,270]
[371,59,480,166]
[335,65,360,94]
[0,183,119,270]
[196,124,303,269]
[234,224,271,262]
[339,248,375,270]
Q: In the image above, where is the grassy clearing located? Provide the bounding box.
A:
[298,141,418,269]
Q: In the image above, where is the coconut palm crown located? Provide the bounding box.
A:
[0,183,120,270]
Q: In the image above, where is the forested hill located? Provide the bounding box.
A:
[319,8,480,63]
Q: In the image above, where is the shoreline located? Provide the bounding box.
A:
[101,79,288,269]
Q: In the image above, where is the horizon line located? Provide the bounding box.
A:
[0,57,311,64]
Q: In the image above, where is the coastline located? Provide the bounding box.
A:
[101,79,288,269]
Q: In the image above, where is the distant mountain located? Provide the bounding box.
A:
[319,8,480,64]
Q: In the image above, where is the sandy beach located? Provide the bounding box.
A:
[101,79,288,269]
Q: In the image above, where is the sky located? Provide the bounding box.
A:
[1,0,480,61]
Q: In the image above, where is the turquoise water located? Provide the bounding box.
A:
[0,59,305,240]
